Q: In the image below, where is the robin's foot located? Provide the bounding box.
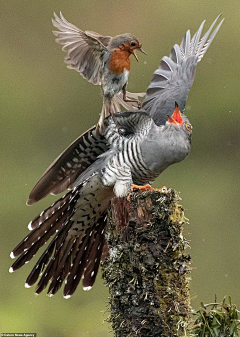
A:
[123,99,141,109]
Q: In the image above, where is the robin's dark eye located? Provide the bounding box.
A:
[131,41,136,47]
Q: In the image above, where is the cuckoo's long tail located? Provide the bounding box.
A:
[10,174,112,298]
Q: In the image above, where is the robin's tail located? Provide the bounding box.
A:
[97,91,146,133]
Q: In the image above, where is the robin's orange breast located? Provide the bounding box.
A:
[109,49,131,74]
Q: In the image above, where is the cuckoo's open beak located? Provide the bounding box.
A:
[167,103,183,125]
[167,115,178,124]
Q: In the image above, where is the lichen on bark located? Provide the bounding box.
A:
[102,188,191,336]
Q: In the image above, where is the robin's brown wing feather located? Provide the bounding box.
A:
[27,126,109,205]
[52,12,111,85]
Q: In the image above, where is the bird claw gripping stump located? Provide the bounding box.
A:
[127,184,168,201]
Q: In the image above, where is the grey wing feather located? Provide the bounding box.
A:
[74,111,153,187]
[27,126,109,205]
[142,15,224,126]
[107,110,153,138]
[52,12,110,85]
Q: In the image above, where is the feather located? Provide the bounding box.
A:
[142,15,224,125]
[11,172,112,296]
[27,127,108,205]
[52,12,109,85]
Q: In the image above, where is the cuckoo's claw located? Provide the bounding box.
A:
[127,184,153,201]
[130,183,153,192]
[127,184,167,200]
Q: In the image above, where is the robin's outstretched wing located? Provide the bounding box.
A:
[52,12,111,85]
[142,15,224,126]
[27,126,109,205]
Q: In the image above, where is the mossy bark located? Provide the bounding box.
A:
[102,188,191,337]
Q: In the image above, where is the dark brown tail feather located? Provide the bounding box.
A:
[34,219,75,294]
[11,189,79,266]
[28,192,74,231]
[45,235,80,295]
[81,218,107,289]
[63,214,107,297]
[11,186,108,297]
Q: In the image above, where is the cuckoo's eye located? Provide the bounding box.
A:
[185,123,192,132]
[131,41,136,47]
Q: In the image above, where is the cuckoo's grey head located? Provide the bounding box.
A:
[165,103,193,143]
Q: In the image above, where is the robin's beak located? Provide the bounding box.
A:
[132,50,139,62]
[132,48,147,62]
[167,103,183,125]
[139,48,147,55]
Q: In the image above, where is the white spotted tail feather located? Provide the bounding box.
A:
[10,174,110,298]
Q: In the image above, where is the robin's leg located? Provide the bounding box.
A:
[97,96,113,135]
[122,84,141,109]
[109,99,113,116]
[103,96,114,116]
[105,96,119,131]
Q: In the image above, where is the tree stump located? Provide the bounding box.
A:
[102,188,191,337]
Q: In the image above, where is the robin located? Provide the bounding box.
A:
[52,12,146,131]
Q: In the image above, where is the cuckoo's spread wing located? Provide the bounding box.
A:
[142,15,224,126]
[27,126,109,205]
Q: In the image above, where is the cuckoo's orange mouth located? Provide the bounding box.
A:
[167,103,183,125]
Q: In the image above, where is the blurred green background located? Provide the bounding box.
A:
[1,0,239,336]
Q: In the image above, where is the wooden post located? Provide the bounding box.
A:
[102,188,191,336]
